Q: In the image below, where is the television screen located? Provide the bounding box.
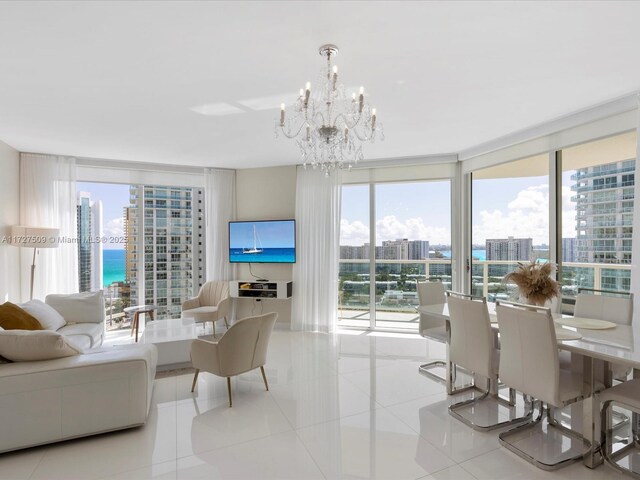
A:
[229,220,296,263]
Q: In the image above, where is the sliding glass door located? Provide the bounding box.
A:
[339,179,452,330]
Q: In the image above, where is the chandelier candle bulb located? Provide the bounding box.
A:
[332,65,338,90]
[304,82,311,107]
[280,104,285,126]
[371,108,377,129]
[358,87,364,112]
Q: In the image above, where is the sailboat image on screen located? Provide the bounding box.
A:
[229,219,296,264]
[242,225,263,255]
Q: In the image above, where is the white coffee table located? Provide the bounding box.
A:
[140,317,197,371]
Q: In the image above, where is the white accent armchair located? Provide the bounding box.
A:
[190,312,278,407]
[182,281,230,337]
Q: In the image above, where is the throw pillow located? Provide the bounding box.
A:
[45,291,106,324]
[20,299,66,331]
[0,302,43,330]
[0,330,82,362]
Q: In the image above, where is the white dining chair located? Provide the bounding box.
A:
[416,281,448,383]
[600,378,640,477]
[446,292,524,431]
[496,300,588,470]
[561,290,634,383]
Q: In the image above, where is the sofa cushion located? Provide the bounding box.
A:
[45,291,105,324]
[0,302,43,331]
[63,334,91,350]
[0,330,82,362]
[19,300,66,331]
[57,323,103,348]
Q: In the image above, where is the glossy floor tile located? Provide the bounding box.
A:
[0,329,626,480]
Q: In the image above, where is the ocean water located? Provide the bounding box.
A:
[440,249,487,261]
[103,249,125,286]
[230,248,296,264]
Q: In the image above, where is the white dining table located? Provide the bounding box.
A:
[417,302,640,469]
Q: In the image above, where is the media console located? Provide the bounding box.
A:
[229,280,293,300]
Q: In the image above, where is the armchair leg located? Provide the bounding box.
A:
[227,377,232,407]
[212,321,216,338]
[223,316,229,329]
[260,366,269,391]
[191,369,199,392]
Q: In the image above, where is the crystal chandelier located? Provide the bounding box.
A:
[276,44,383,174]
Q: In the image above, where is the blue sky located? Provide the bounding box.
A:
[80,171,580,252]
[77,182,129,250]
[229,221,295,249]
[340,172,579,247]
[341,181,452,246]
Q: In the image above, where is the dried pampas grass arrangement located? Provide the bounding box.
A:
[503,261,560,306]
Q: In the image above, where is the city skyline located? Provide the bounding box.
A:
[340,171,595,248]
[77,182,129,250]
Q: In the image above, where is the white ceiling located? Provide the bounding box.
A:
[1,1,640,169]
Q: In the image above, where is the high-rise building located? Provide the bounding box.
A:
[381,238,409,259]
[340,245,365,259]
[374,239,430,260]
[562,237,577,263]
[408,240,430,260]
[485,237,532,261]
[125,185,205,319]
[571,159,634,291]
[572,159,634,265]
[76,192,103,292]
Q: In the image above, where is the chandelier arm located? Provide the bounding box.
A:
[312,110,326,126]
[335,111,364,130]
[350,128,372,142]
[279,121,307,139]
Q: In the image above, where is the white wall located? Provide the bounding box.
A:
[235,166,296,326]
[0,140,21,302]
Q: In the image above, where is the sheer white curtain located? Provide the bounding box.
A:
[19,154,78,300]
[204,168,236,281]
[292,167,342,333]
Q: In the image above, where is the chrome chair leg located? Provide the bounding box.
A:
[601,399,640,478]
[499,401,590,471]
[418,360,447,384]
[449,379,532,431]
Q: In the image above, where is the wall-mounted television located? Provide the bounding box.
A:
[229,219,296,264]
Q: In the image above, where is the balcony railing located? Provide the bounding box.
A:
[571,165,635,181]
[338,258,631,328]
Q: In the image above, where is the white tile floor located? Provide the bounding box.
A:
[0,329,629,480]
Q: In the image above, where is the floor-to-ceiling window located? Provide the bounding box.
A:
[471,154,549,301]
[339,179,452,330]
[76,181,205,327]
[560,131,636,310]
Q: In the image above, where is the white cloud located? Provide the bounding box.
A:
[103,217,125,249]
[473,183,577,244]
[340,182,580,247]
[340,216,451,246]
[340,219,369,246]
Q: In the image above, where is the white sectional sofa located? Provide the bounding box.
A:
[0,292,158,453]
[45,292,106,349]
